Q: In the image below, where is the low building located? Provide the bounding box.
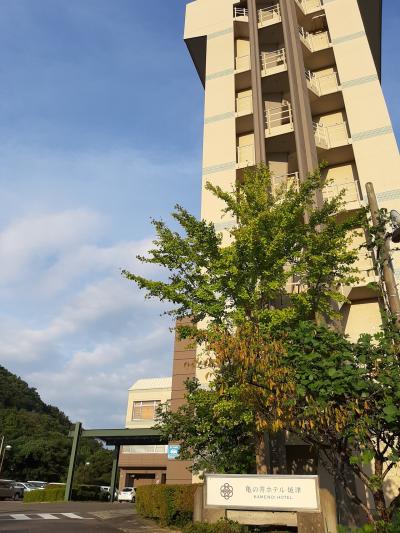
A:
[118,377,171,489]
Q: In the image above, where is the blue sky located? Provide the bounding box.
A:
[0,0,398,428]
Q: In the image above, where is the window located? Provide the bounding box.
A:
[132,400,160,420]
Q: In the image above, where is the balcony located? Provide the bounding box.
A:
[299,27,331,52]
[295,0,324,15]
[323,180,362,208]
[265,102,294,137]
[237,143,255,169]
[260,48,287,77]
[306,70,340,97]
[313,121,350,149]
[341,252,378,297]
[234,7,249,20]
[235,54,251,72]
[236,94,253,116]
[258,4,281,27]
[271,172,300,195]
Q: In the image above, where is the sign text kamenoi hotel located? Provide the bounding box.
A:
[205,474,320,512]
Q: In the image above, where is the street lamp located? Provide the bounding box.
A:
[366,183,400,324]
[0,444,12,475]
[390,210,400,243]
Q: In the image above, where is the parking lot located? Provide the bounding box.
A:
[0,501,171,532]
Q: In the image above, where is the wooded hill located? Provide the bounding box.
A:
[0,365,112,484]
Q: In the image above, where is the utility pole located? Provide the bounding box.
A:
[0,436,4,472]
[366,182,400,326]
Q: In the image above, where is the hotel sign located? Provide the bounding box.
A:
[167,445,181,460]
[205,474,320,512]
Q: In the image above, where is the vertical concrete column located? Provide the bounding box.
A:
[279,0,318,182]
[110,444,120,503]
[64,422,82,502]
[248,0,266,164]
[167,318,196,484]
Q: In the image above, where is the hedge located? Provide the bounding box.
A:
[182,520,249,533]
[136,484,199,527]
[24,488,64,503]
[24,485,108,503]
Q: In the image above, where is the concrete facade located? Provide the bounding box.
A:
[118,378,171,489]
[166,0,400,528]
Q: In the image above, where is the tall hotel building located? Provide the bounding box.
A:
[167,0,400,522]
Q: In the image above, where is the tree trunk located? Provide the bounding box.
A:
[373,489,389,523]
[255,431,269,474]
[373,457,390,522]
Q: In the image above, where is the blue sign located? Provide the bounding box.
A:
[168,445,181,460]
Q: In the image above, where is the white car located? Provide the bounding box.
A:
[118,487,136,503]
[13,482,36,495]
[27,481,47,490]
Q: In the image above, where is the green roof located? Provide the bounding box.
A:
[68,427,166,446]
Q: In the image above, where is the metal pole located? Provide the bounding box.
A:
[64,422,82,501]
[0,436,4,470]
[366,182,400,325]
[110,445,120,503]
[0,438,5,475]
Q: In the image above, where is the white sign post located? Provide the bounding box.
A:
[205,474,320,513]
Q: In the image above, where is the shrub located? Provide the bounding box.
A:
[182,519,249,533]
[72,485,108,502]
[136,484,199,526]
[338,515,400,533]
[23,484,108,503]
[24,488,64,502]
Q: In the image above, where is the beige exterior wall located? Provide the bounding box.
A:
[119,378,172,489]
[325,0,400,279]
[125,378,172,429]
[183,0,399,514]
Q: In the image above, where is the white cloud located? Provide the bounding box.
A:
[0,203,175,427]
[0,140,198,429]
[0,209,104,286]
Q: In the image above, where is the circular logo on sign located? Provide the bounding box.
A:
[220,483,234,500]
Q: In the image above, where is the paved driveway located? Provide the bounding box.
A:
[0,501,172,532]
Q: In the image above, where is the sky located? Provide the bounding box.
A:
[0,0,399,429]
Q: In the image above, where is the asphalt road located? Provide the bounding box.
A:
[0,501,171,532]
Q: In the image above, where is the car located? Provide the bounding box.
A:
[0,480,19,500]
[117,486,136,503]
[26,480,47,490]
[13,482,36,497]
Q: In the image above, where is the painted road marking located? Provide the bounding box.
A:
[9,514,30,520]
[60,512,86,519]
[0,513,93,521]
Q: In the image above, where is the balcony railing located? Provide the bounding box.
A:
[299,27,331,52]
[351,252,378,287]
[260,48,287,76]
[236,94,253,116]
[237,143,255,168]
[265,102,294,137]
[313,121,350,149]
[258,4,281,26]
[295,0,324,14]
[235,54,251,72]
[234,7,249,19]
[306,70,340,96]
[323,180,362,207]
[272,172,300,194]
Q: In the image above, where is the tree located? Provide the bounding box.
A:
[0,365,112,483]
[156,378,256,475]
[281,319,400,524]
[124,166,360,332]
[124,166,362,471]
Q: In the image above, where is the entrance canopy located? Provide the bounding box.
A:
[65,423,167,503]
[69,428,165,447]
